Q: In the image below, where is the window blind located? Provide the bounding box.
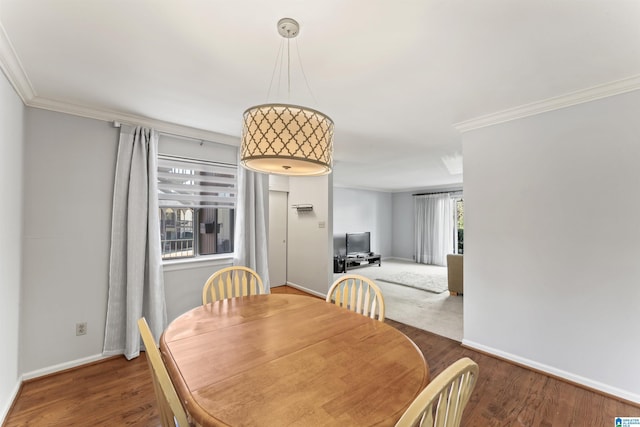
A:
[158,155,237,209]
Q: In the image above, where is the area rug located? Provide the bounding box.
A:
[332,259,462,341]
[375,279,463,341]
[376,269,448,294]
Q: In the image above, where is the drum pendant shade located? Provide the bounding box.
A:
[241,103,333,176]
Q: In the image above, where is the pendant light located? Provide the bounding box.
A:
[241,18,334,176]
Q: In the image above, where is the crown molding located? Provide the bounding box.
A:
[28,96,240,146]
[0,21,35,102]
[454,74,640,133]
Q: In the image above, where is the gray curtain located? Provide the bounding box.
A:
[103,125,166,359]
[414,193,454,266]
[233,158,270,292]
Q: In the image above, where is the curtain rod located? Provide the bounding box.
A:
[413,190,463,196]
[113,120,220,146]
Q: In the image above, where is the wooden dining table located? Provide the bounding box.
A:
[160,293,429,427]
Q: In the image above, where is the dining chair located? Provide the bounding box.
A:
[137,317,191,427]
[394,357,479,427]
[202,266,265,304]
[326,274,386,321]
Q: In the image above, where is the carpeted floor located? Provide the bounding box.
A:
[374,264,448,294]
[333,258,463,341]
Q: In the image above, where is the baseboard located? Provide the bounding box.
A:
[21,353,110,381]
[0,379,22,425]
[462,339,640,405]
[286,281,326,299]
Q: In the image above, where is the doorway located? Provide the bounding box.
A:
[268,191,288,287]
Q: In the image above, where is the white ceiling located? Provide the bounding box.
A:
[1,0,639,191]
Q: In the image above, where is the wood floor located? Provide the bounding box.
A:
[4,286,639,426]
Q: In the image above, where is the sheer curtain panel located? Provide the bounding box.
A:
[233,157,270,292]
[414,193,454,266]
[103,125,167,360]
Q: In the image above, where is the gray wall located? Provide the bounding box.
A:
[163,260,233,322]
[333,187,392,257]
[391,191,414,260]
[0,71,24,420]
[21,109,118,375]
[462,89,640,402]
[19,110,239,378]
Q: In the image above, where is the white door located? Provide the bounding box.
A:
[268,191,288,287]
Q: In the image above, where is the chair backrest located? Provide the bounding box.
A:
[137,317,190,427]
[326,274,385,321]
[395,357,479,427]
[202,266,265,305]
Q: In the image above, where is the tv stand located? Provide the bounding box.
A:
[343,253,381,272]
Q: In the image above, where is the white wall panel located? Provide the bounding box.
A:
[462,90,640,402]
[287,176,332,296]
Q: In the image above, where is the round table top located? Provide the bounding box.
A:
[161,293,429,427]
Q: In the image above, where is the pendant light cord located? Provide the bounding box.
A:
[264,21,318,106]
[287,37,291,101]
[295,38,319,105]
[265,41,284,103]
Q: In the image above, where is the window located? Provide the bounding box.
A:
[454,198,464,254]
[158,155,237,260]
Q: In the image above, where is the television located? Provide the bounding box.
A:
[346,232,370,256]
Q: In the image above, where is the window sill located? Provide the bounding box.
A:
[162,253,235,272]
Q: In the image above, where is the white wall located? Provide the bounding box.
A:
[462,89,640,402]
[268,174,289,192]
[287,175,333,297]
[0,71,24,421]
[333,187,392,257]
[21,109,118,375]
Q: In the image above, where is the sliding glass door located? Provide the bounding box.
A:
[454,198,464,254]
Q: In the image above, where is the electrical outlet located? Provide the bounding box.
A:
[76,322,87,336]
